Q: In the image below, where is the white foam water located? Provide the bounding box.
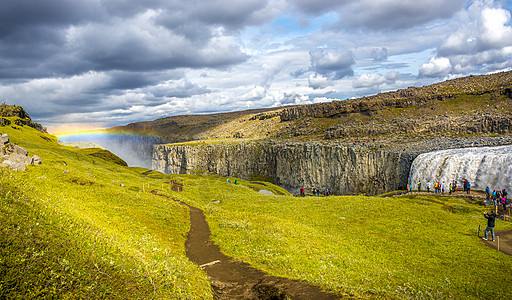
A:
[408,145,512,192]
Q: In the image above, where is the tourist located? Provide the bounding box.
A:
[466,181,471,194]
[483,211,497,241]
[486,186,491,201]
[227,178,231,183]
[427,181,430,192]
[449,182,452,195]
[417,180,421,192]
[406,184,410,192]
[503,196,508,212]
[300,187,305,197]
[441,182,445,194]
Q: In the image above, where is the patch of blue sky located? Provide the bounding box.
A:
[355,48,436,77]
[240,11,339,52]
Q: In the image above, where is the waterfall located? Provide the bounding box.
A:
[408,145,512,192]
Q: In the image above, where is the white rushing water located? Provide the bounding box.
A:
[409,145,512,192]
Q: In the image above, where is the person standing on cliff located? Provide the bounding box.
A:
[483,211,497,241]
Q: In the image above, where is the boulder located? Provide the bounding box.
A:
[14,144,28,156]
[0,141,41,171]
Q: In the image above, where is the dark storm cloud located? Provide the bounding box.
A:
[0,0,271,80]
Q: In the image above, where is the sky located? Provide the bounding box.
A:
[0,0,511,133]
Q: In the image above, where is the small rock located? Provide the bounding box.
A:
[1,134,8,145]
[30,155,42,165]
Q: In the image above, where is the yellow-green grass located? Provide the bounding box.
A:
[0,122,211,299]
[176,176,512,299]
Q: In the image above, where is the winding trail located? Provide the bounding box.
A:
[176,198,339,299]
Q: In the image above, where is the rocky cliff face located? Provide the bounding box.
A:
[153,142,414,195]
[153,136,512,195]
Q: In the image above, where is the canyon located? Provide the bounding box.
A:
[130,71,512,194]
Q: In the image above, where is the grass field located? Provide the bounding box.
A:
[2,118,512,299]
[176,176,512,299]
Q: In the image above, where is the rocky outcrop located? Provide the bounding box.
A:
[153,142,414,195]
[279,71,512,122]
[0,133,42,171]
[324,113,512,139]
[0,104,47,133]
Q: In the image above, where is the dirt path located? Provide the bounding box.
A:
[481,230,512,256]
[182,202,339,299]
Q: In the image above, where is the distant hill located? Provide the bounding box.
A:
[110,71,512,144]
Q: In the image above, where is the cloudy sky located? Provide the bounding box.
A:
[0,0,511,133]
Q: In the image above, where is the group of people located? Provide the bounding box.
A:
[299,186,332,197]
[485,186,508,211]
[407,179,471,194]
[483,188,509,242]
[407,179,470,194]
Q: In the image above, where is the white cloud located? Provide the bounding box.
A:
[308,74,331,89]
[478,7,512,51]
[425,1,512,77]
[419,57,452,77]
[352,71,400,88]
[240,86,267,101]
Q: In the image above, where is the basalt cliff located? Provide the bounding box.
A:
[113,71,512,194]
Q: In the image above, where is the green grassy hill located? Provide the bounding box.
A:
[0,119,212,299]
[2,114,512,299]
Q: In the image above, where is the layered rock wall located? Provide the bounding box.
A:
[153,142,414,195]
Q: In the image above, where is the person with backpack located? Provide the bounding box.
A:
[486,186,491,201]
[483,211,497,241]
